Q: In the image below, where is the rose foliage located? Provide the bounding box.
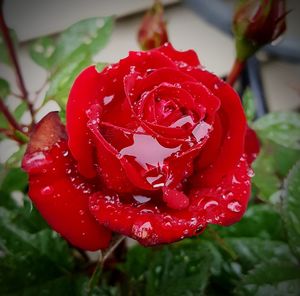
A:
[21,43,259,251]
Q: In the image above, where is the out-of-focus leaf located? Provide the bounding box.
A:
[226,238,297,270]
[5,145,26,168]
[253,112,300,150]
[272,143,300,177]
[235,262,300,296]
[45,51,92,107]
[0,29,17,66]
[13,101,28,121]
[252,147,281,200]
[0,207,75,295]
[282,161,300,259]
[242,88,256,122]
[0,189,17,209]
[0,167,28,192]
[214,204,285,241]
[52,17,114,65]
[0,78,10,98]
[8,195,48,233]
[29,36,56,69]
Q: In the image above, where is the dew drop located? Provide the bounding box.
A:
[41,186,54,195]
[227,200,242,213]
[203,200,218,210]
[132,221,152,239]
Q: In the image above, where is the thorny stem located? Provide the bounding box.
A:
[0,1,35,123]
[88,235,125,293]
[226,58,246,86]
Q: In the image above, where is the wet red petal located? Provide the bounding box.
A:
[89,155,250,246]
[162,187,189,210]
[22,112,111,251]
[244,126,260,164]
[158,43,201,68]
[189,69,247,186]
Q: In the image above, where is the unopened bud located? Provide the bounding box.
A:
[233,0,287,61]
[137,1,169,50]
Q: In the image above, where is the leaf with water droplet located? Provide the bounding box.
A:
[29,36,56,69]
[253,112,300,150]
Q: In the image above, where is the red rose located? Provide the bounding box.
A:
[22,43,257,250]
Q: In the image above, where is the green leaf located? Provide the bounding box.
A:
[0,207,75,295]
[242,88,256,122]
[282,161,300,259]
[215,204,285,241]
[0,167,28,193]
[235,262,300,296]
[252,147,281,200]
[11,196,49,233]
[272,143,300,177]
[253,112,300,150]
[13,101,28,121]
[124,241,214,296]
[45,50,92,107]
[52,16,114,66]
[0,29,17,66]
[226,238,297,271]
[5,145,26,168]
[29,36,56,69]
[0,78,10,98]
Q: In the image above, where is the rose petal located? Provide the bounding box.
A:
[244,126,260,164]
[89,155,250,246]
[22,112,111,250]
[158,43,201,68]
[188,69,247,186]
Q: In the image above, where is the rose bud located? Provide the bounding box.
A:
[233,0,287,61]
[22,43,258,250]
[137,0,169,50]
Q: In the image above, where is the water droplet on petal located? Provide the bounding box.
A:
[41,186,54,195]
[204,200,218,210]
[132,221,153,239]
[227,200,242,213]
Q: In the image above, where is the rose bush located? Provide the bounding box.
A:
[22,43,259,250]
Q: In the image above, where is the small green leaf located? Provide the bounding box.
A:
[235,262,300,296]
[13,101,28,121]
[0,78,10,98]
[52,16,114,66]
[29,36,56,69]
[253,112,300,150]
[242,88,256,122]
[0,29,17,66]
[282,161,300,259]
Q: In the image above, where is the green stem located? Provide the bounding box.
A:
[207,227,238,260]
[226,58,246,86]
[87,235,125,294]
